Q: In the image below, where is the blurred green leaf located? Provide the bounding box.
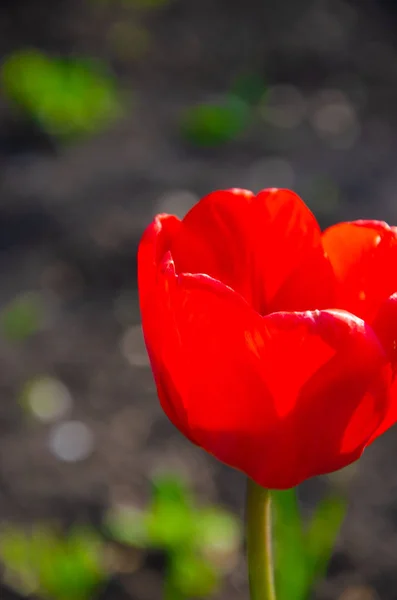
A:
[2,50,121,139]
[40,527,104,600]
[231,72,267,106]
[146,497,195,550]
[169,551,219,598]
[146,475,195,549]
[272,489,309,600]
[0,525,106,600]
[106,475,242,577]
[273,490,346,600]
[151,474,192,507]
[304,495,346,588]
[0,528,38,593]
[105,475,240,600]
[181,96,250,147]
[1,292,43,342]
[105,505,149,547]
[105,476,196,551]
[194,507,241,568]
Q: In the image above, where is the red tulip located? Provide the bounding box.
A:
[138,188,397,489]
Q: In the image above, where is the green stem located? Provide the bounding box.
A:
[246,479,277,600]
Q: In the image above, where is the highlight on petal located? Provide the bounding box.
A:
[169,188,335,315]
[322,220,397,322]
[143,257,390,489]
[253,189,335,314]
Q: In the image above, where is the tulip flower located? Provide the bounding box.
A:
[138,188,397,599]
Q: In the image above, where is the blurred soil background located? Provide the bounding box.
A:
[2,1,397,599]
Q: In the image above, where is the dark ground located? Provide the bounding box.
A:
[2,1,397,599]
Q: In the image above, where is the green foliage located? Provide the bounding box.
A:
[106,474,242,599]
[1,50,120,139]
[146,476,196,549]
[272,489,346,600]
[168,552,218,598]
[0,477,343,600]
[0,525,106,600]
[193,508,241,569]
[273,489,308,600]
[104,505,149,547]
[180,72,265,147]
[231,72,267,106]
[106,475,195,550]
[1,292,44,342]
[304,495,346,588]
[181,96,250,147]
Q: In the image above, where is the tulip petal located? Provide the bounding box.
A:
[138,215,192,438]
[170,188,335,314]
[322,220,397,321]
[138,213,181,309]
[370,293,397,441]
[144,255,390,489]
